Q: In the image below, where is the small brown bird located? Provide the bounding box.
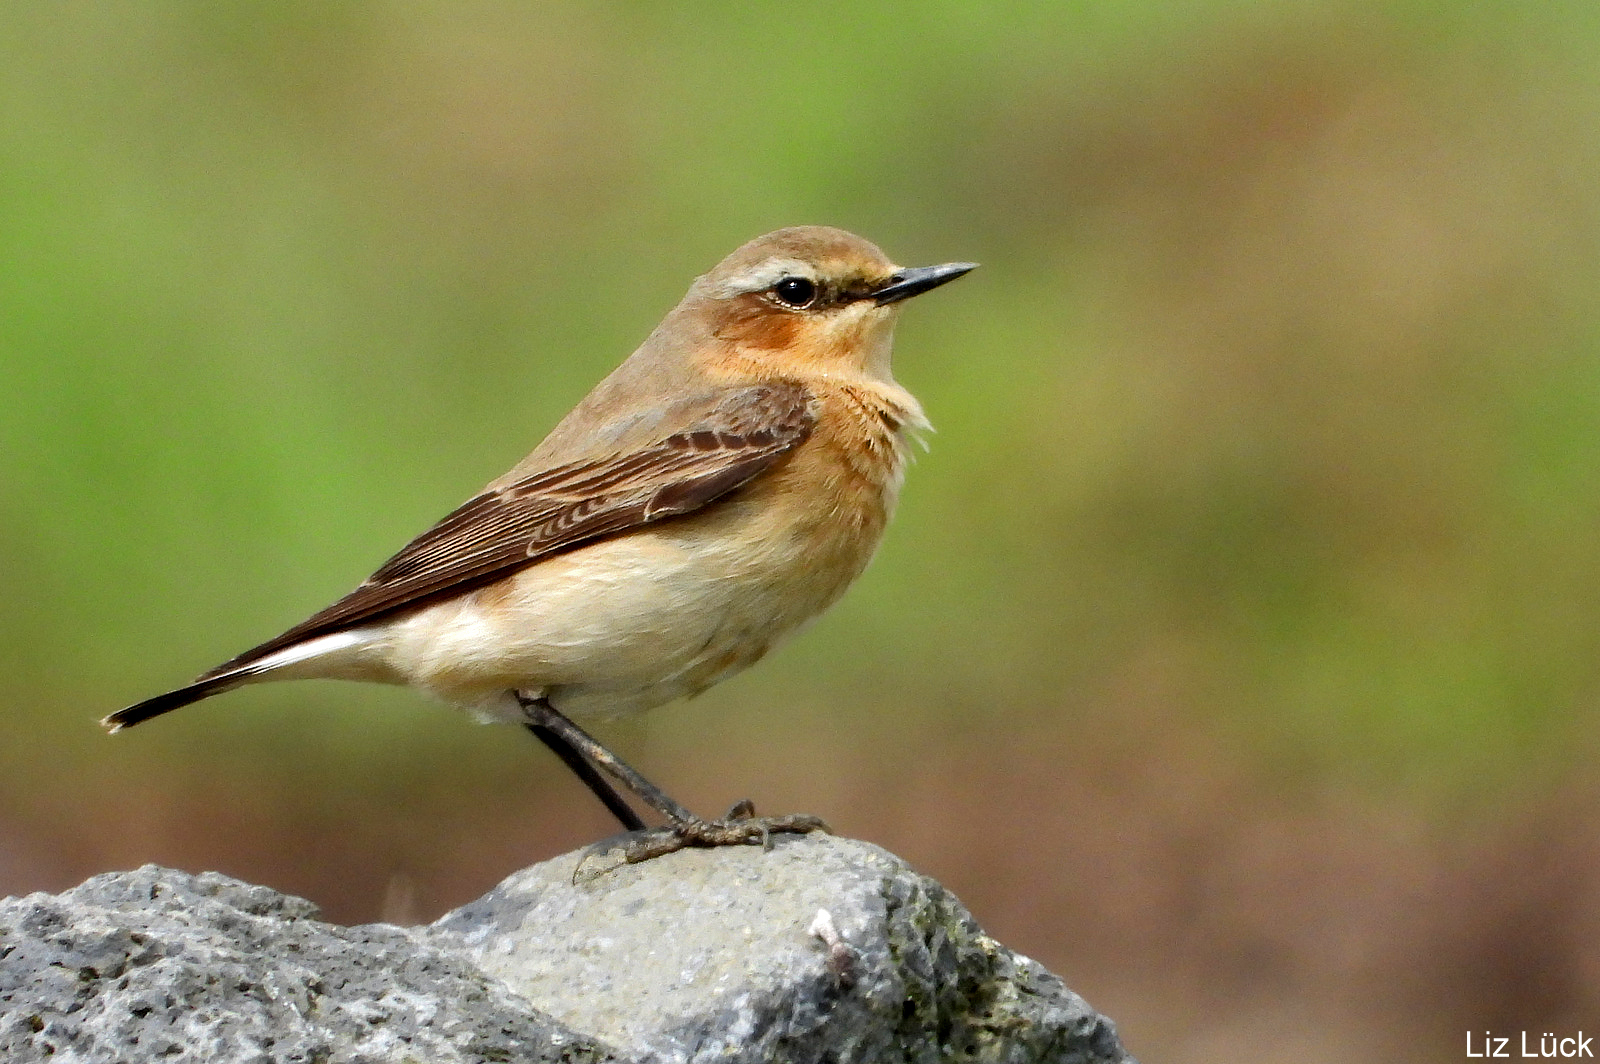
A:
[106,226,974,860]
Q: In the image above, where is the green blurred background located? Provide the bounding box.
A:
[5,3,1599,1060]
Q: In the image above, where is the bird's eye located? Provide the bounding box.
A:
[772,276,818,309]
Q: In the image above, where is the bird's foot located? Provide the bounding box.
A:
[621,799,831,864]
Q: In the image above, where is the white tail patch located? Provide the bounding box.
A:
[245,629,372,677]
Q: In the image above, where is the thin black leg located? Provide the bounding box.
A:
[515,692,696,824]
[524,721,646,832]
[514,691,829,863]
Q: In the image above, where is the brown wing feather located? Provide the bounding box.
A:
[199,381,814,679]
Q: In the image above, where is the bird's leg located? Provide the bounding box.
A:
[523,721,645,831]
[515,691,698,823]
[514,691,829,863]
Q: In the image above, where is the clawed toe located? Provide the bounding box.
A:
[621,810,831,864]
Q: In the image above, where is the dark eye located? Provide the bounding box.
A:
[772,276,817,308]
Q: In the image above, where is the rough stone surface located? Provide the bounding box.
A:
[1,835,1134,1064]
[0,866,618,1064]
[436,835,1131,1063]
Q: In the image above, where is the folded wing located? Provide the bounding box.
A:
[209,379,815,677]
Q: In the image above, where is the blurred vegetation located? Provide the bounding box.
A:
[5,3,1600,1061]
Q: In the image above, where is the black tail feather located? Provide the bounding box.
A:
[102,672,249,732]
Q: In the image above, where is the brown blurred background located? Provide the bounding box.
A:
[4,3,1599,1060]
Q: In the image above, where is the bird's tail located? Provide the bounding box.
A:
[101,672,251,732]
[102,629,374,732]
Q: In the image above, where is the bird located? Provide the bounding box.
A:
[104,226,975,861]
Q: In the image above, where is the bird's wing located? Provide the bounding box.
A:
[199,380,815,678]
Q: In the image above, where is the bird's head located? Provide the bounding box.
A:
[680,226,975,381]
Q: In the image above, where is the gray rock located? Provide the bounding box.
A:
[0,865,619,1064]
[435,834,1131,1063]
[1,835,1133,1064]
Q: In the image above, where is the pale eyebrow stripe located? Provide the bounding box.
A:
[709,258,814,297]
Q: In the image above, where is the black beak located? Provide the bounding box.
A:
[871,262,978,306]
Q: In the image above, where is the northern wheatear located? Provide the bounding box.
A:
[106,226,974,860]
